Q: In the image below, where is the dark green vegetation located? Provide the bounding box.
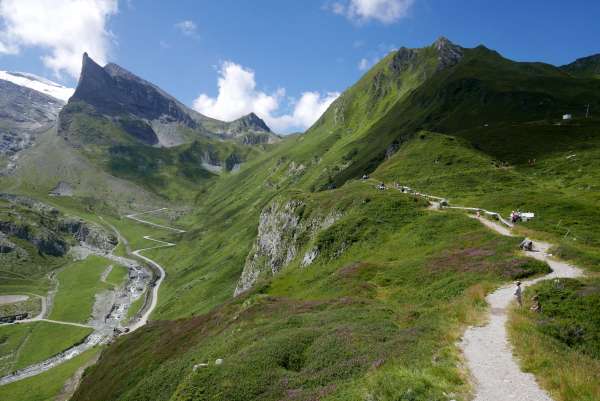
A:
[509,278,600,401]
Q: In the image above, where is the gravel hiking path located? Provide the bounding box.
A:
[461,216,583,401]
[386,182,584,401]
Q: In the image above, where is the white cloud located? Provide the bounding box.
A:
[358,58,370,71]
[329,0,414,24]
[0,0,119,79]
[175,20,198,37]
[193,61,339,134]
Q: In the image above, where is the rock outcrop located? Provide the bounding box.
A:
[0,79,64,158]
[234,199,341,296]
[0,194,117,257]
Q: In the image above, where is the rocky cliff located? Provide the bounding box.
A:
[234,198,341,296]
[0,79,64,158]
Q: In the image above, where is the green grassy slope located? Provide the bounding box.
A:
[49,256,112,323]
[373,129,600,266]
[8,38,600,400]
[73,184,549,401]
[509,278,600,401]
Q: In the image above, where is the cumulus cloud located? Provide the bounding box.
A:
[0,0,119,78]
[175,20,199,37]
[329,0,414,24]
[193,61,339,134]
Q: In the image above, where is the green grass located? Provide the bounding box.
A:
[71,185,550,401]
[0,322,92,376]
[104,264,128,288]
[49,256,112,323]
[509,278,600,401]
[4,39,600,401]
[0,348,99,401]
[372,130,600,262]
[125,291,146,323]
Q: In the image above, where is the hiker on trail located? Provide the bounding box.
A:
[476,210,481,218]
[514,281,523,307]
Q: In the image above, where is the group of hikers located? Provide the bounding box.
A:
[364,173,539,311]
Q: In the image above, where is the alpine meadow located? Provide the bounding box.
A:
[0,2,599,401]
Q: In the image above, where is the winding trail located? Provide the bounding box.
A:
[124,210,184,332]
[0,208,183,386]
[460,217,583,401]
[389,183,585,401]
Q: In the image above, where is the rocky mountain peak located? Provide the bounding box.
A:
[235,112,271,133]
[433,36,463,70]
[71,53,197,128]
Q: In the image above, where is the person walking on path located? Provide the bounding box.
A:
[514,281,523,307]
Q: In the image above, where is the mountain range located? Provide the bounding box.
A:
[1,37,600,401]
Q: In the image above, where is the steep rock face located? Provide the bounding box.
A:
[434,36,464,70]
[72,54,197,128]
[234,199,341,296]
[0,232,16,253]
[234,200,304,296]
[63,53,277,147]
[59,218,118,251]
[0,79,64,158]
[0,220,68,256]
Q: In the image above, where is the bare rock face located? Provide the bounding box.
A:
[49,181,74,197]
[434,36,464,70]
[234,200,304,296]
[0,79,64,158]
[59,218,118,251]
[234,199,342,296]
[0,194,117,257]
[0,232,16,253]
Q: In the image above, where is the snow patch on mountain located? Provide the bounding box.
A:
[0,71,74,102]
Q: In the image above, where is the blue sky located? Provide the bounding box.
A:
[1,0,599,132]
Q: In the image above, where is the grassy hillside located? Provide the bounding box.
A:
[5,38,600,400]
[509,278,600,401]
[73,183,549,401]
